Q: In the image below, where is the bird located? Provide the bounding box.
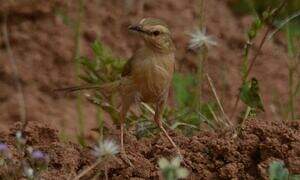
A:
[55,18,181,158]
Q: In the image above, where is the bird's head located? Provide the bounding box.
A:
[129,18,175,53]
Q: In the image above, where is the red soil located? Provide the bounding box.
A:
[0,0,299,179]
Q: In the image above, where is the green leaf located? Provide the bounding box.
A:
[240,78,264,111]
[268,161,289,180]
[200,102,217,121]
[80,57,96,70]
[247,29,257,40]
[92,41,105,58]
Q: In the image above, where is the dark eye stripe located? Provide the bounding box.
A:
[144,30,161,36]
[153,31,160,36]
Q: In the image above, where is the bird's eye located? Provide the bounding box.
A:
[153,31,160,36]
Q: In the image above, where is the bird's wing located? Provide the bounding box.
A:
[122,48,147,77]
[121,57,133,77]
[122,48,142,77]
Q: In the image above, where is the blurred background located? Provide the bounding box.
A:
[0,0,299,141]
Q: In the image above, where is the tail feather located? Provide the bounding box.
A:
[53,81,121,94]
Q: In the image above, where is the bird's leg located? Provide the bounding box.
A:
[119,103,133,166]
[154,101,183,159]
[120,107,126,153]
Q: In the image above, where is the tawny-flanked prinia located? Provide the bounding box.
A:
[56,18,181,158]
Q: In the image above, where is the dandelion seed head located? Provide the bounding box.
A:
[92,139,119,158]
[188,28,217,50]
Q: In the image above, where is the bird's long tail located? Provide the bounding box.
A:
[53,81,121,94]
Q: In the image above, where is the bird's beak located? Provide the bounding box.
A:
[128,24,143,33]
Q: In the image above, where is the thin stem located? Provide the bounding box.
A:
[206,74,232,127]
[105,164,108,180]
[286,24,296,120]
[195,50,206,110]
[207,104,220,127]
[194,0,206,111]
[96,107,104,141]
[288,67,295,120]
[197,0,205,28]
[74,158,103,180]
[242,106,252,123]
[74,0,85,146]
[243,28,272,81]
[2,13,27,131]
[245,0,287,81]
[292,65,300,98]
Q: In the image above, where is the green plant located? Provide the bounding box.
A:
[285,23,300,120]
[231,1,288,124]
[233,1,300,120]
[170,71,227,135]
[268,161,300,180]
[268,9,300,120]
[73,0,86,147]
[230,0,300,26]
[79,40,126,125]
[230,0,300,122]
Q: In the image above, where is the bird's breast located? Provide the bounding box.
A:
[132,54,174,102]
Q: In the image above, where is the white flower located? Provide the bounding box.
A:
[15,131,26,144]
[15,131,22,140]
[92,139,119,158]
[188,28,217,50]
[158,157,169,169]
[24,167,34,179]
[158,156,189,179]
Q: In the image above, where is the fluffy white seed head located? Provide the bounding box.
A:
[188,28,217,50]
[92,139,119,158]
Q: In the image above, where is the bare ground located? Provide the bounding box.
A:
[0,0,299,179]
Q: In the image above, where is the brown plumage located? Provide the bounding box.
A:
[56,18,181,158]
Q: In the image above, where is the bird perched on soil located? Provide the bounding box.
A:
[56,18,180,157]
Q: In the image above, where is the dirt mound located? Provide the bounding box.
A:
[112,119,300,179]
[1,119,299,179]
